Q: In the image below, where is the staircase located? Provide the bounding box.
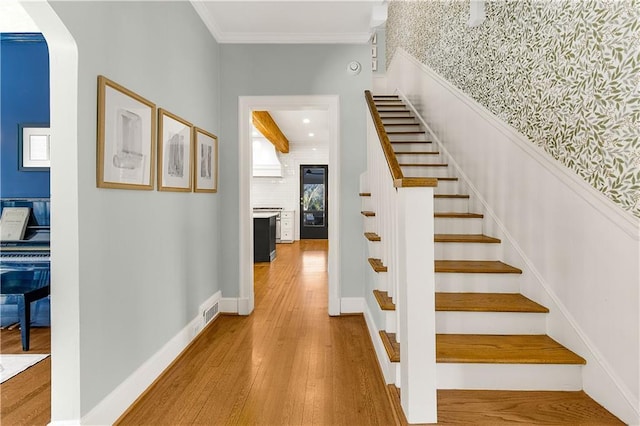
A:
[361,93,623,424]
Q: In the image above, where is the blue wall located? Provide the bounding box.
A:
[1,33,50,198]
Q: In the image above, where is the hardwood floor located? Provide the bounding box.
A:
[0,327,51,426]
[118,240,396,425]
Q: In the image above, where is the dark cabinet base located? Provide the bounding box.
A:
[254,215,277,262]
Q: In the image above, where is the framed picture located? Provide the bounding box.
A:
[19,124,50,170]
[158,108,193,192]
[193,127,218,193]
[97,75,156,190]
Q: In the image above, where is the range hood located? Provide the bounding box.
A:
[252,138,282,177]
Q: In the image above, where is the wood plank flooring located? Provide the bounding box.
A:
[0,327,51,426]
[118,240,396,425]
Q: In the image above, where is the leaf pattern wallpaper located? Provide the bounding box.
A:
[386,0,640,218]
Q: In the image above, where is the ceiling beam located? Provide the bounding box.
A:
[252,111,289,153]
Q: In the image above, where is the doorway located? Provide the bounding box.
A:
[239,95,341,316]
[300,165,328,239]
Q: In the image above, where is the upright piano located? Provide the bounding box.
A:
[0,199,50,351]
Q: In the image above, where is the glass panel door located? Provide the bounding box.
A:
[300,165,328,239]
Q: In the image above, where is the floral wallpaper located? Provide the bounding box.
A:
[387,0,640,218]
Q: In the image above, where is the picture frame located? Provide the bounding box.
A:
[158,108,193,192]
[193,127,218,193]
[97,75,156,190]
[19,123,50,170]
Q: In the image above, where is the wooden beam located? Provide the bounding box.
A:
[252,111,289,153]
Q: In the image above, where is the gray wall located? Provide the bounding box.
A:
[50,1,221,414]
[219,44,371,298]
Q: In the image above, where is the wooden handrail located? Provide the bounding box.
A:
[364,91,437,188]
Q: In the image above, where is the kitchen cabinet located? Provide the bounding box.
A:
[280,210,294,243]
[253,213,277,262]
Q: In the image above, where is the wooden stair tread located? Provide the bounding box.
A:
[436,293,549,313]
[378,109,409,113]
[437,389,624,425]
[364,232,381,242]
[435,260,522,274]
[435,234,501,243]
[394,151,439,155]
[368,258,387,273]
[361,210,375,217]
[388,387,623,425]
[373,290,395,311]
[436,334,586,364]
[358,192,371,197]
[373,95,399,98]
[384,123,420,126]
[379,331,400,362]
[390,140,432,144]
[399,163,448,167]
[435,212,483,218]
[434,194,470,199]
[379,114,414,119]
[386,130,426,134]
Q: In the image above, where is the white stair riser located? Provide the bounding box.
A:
[436,311,547,334]
[384,124,422,132]
[402,166,451,178]
[435,242,499,260]
[394,153,442,163]
[434,181,460,194]
[385,310,397,333]
[376,269,389,291]
[376,107,406,111]
[435,217,483,234]
[366,240,382,258]
[436,273,520,293]
[388,133,428,142]
[437,363,582,391]
[434,197,469,213]
[390,142,434,152]
[381,118,418,124]
[362,216,376,233]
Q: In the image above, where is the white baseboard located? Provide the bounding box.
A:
[340,297,364,313]
[220,297,238,314]
[81,292,222,425]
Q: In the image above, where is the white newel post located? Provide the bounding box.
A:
[397,187,437,423]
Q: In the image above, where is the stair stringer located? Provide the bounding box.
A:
[396,88,639,423]
[360,171,399,386]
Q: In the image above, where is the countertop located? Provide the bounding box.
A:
[253,212,279,219]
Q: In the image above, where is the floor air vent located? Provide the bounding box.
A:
[203,302,219,325]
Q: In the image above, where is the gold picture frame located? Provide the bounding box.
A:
[97,75,156,190]
[193,127,218,193]
[158,108,193,192]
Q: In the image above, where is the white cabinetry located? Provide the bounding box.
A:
[280,211,294,243]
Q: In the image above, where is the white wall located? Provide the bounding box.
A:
[48,1,221,419]
[253,143,329,240]
[386,49,640,424]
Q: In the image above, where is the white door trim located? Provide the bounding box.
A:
[238,96,341,316]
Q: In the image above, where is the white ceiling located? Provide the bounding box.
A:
[269,110,329,145]
[190,0,386,44]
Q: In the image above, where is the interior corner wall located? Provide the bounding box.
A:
[48,1,221,415]
[219,44,371,299]
[0,34,50,197]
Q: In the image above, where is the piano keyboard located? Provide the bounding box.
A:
[1,252,50,263]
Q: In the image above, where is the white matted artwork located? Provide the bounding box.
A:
[19,124,50,170]
[97,75,156,190]
[158,108,193,192]
[193,127,218,193]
